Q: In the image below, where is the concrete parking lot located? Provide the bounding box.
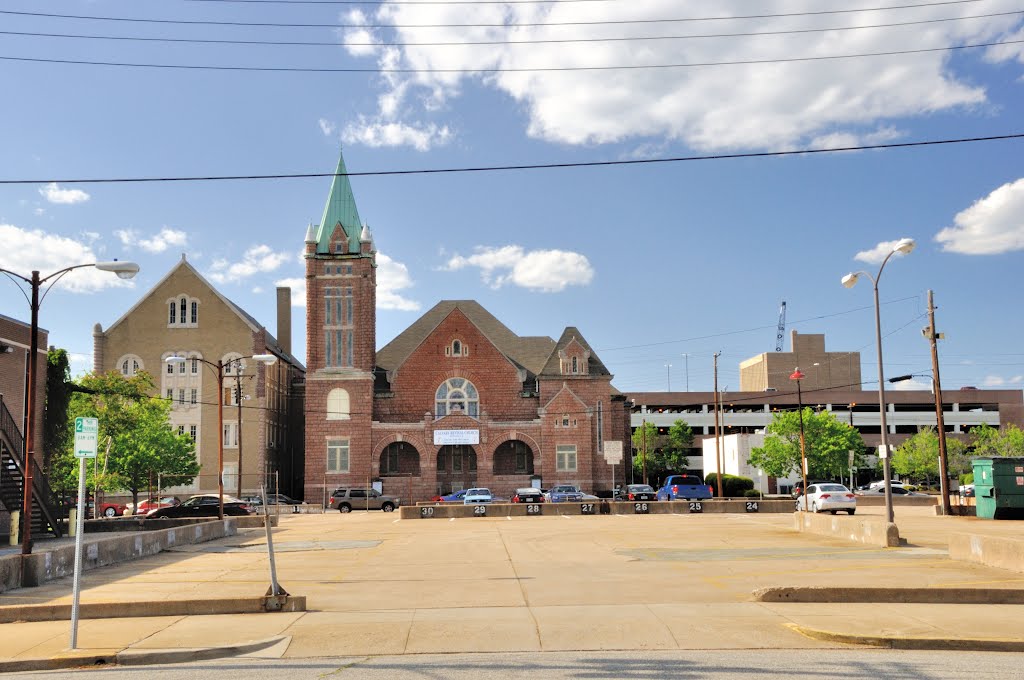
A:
[2,506,1024,663]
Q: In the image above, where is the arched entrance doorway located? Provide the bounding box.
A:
[380,442,421,477]
[492,439,535,476]
[436,445,477,494]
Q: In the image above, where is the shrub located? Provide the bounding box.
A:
[705,473,754,497]
[743,489,762,498]
[960,473,974,485]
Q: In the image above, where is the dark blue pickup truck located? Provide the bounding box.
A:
[656,474,714,501]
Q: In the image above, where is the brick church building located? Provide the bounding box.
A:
[303,152,630,503]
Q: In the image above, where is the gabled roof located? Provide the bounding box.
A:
[375,300,556,376]
[315,151,363,254]
[101,255,304,370]
[539,327,612,378]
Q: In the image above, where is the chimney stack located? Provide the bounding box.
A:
[276,287,292,354]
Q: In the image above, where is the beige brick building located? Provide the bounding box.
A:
[303,152,631,503]
[740,330,861,392]
[93,257,305,498]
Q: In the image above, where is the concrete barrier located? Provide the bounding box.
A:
[793,511,901,548]
[84,515,276,532]
[0,517,257,592]
[949,532,1024,574]
[855,495,937,507]
[399,499,795,520]
[0,595,307,623]
[754,586,1024,604]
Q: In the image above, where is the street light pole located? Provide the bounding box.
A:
[665,363,672,392]
[1,261,139,556]
[682,353,689,392]
[842,237,915,524]
[790,368,808,508]
[927,289,952,515]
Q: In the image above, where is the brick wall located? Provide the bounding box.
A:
[0,314,47,461]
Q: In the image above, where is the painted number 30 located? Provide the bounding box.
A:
[420,507,434,518]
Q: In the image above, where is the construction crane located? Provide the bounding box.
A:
[775,301,787,352]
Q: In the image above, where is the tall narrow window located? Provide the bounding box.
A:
[191,388,198,405]
[346,330,354,367]
[190,301,198,324]
[572,356,578,373]
[169,302,176,324]
[191,358,198,374]
[180,298,187,323]
[452,340,462,356]
[327,389,350,420]
[327,439,350,473]
[344,287,353,324]
[189,425,197,441]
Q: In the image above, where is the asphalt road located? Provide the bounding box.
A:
[5,649,1022,679]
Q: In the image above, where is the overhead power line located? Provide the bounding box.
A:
[0,1,994,30]
[1,133,1021,186]
[3,37,1021,72]
[5,10,1020,48]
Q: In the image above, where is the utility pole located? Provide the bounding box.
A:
[235,367,244,500]
[665,363,672,392]
[682,353,689,392]
[713,352,723,498]
[927,290,952,515]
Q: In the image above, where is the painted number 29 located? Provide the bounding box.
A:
[473,505,487,516]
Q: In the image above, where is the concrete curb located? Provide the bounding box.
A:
[786,623,1024,652]
[0,596,306,623]
[754,587,1024,604]
[0,636,288,673]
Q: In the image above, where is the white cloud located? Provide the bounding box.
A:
[208,245,291,283]
[318,118,336,137]
[935,178,1024,255]
[67,353,91,378]
[889,378,933,391]
[274,252,420,311]
[377,253,421,311]
[0,224,135,293]
[982,375,1024,387]
[341,1,1024,151]
[115,227,188,254]
[33,207,45,216]
[441,244,594,292]
[39,182,90,205]
[341,118,452,151]
[854,238,915,265]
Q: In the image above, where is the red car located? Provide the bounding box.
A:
[127,496,181,515]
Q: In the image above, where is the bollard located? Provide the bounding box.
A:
[9,511,19,546]
[69,508,78,537]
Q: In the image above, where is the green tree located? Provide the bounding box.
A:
[631,421,660,483]
[631,419,694,484]
[664,420,693,471]
[969,423,1024,458]
[43,347,73,475]
[891,427,968,485]
[748,408,866,479]
[61,371,200,508]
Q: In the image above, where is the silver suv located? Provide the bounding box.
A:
[330,488,401,513]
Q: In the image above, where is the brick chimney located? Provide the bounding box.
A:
[276,287,291,355]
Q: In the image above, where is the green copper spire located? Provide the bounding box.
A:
[316,150,363,254]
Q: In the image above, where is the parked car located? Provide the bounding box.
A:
[62,496,126,518]
[855,486,922,496]
[126,496,181,516]
[431,490,468,503]
[146,494,252,518]
[463,488,494,504]
[656,475,713,501]
[511,488,544,503]
[959,483,975,498]
[796,483,857,515]
[329,488,401,513]
[547,484,584,503]
[623,484,657,502]
[243,493,301,508]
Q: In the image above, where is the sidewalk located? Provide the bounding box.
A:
[2,510,1023,669]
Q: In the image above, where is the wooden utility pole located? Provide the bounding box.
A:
[641,418,648,486]
[713,352,723,498]
[927,290,952,515]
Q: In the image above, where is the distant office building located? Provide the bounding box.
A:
[740,330,861,392]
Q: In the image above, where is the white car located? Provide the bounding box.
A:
[796,483,857,515]
[463,488,493,504]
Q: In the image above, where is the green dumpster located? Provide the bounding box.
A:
[972,457,1024,520]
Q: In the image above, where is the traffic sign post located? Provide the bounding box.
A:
[70,417,98,649]
[603,442,623,498]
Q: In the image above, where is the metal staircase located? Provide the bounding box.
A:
[0,395,65,540]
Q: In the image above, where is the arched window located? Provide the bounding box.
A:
[117,354,143,376]
[327,388,350,420]
[435,377,479,418]
[167,295,200,328]
[571,356,578,373]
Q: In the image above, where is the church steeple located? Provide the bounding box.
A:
[315,150,363,255]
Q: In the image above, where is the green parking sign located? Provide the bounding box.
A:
[74,417,99,458]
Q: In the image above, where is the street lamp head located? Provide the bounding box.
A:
[94,261,140,280]
[251,353,278,365]
[789,367,806,381]
[893,238,916,255]
[841,272,859,289]
[165,356,186,365]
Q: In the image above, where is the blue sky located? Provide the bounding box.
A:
[1,0,1023,394]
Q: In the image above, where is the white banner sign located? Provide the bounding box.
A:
[603,441,623,464]
[434,429,480,445]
